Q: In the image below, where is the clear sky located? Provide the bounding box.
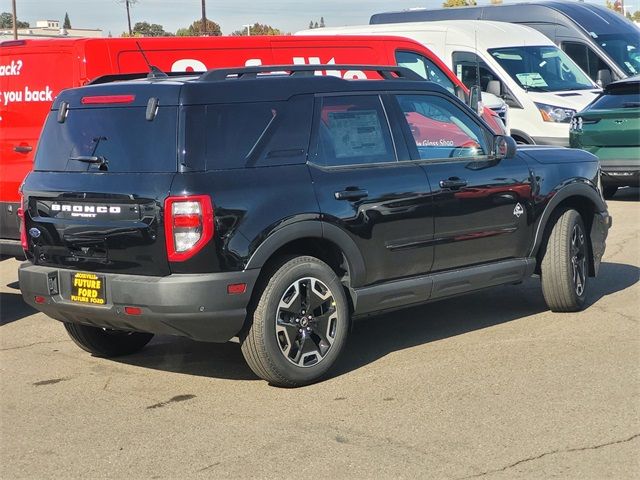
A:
[7,0,640,36]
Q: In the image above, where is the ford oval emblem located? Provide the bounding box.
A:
[28,227,41,238]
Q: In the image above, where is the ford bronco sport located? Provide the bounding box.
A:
[19,65,610,386]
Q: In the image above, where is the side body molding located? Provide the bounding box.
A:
[244,221,367,287]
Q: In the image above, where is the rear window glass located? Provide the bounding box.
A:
[35,107,177,173]
[590,84,640,110]
[203,96,312,169]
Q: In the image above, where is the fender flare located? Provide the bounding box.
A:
[244,221,366,287]
[529,182,607,258]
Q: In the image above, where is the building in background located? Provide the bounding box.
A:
[0,19,101,39]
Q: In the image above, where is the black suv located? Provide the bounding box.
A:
[19,65,611,386]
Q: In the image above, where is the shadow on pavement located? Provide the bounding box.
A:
[113,261,637,383]
[0,292,37,326]
[609,187,639,202]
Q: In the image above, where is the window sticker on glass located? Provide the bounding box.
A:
[516,72,548,88]
[327,111,386,158]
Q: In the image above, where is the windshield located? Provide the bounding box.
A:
[489,46,595,92]
[595,33,640,77]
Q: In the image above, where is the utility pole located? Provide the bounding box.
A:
[125,0,132,36]
[201,0,208,36]
[12,0,18,40]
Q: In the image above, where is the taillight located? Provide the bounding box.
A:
[17,195,27,251]
[164,195,214,262]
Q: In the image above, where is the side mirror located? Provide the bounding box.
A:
[597,69,612,88]
[469,85,482,115]
[454,85,467,102]
[493,135,517,160]
[487,80,501,97]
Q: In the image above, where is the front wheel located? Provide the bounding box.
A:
[540,209,589,312]
[64,323,153,357]
[241,256,350,387]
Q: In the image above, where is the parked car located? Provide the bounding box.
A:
[0,36,506,257]
[298,20,601,146]
[19,65,610,386]
[370,1,640,85]
[570,76,640,199]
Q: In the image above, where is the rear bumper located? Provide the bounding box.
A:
[601,165,640,187]
[0,238,25,259]
[18,263,260,342]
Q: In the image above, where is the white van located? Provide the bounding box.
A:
[298,20,602,146]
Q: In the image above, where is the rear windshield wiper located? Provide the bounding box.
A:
[69,155,109,170]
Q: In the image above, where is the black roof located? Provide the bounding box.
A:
[370,1,638,36]
[54,65,447,109]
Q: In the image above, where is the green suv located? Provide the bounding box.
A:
[570,76,640,199]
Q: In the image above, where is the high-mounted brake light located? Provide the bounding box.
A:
[164,195,214,262]
[81,94,135,105]
[17,195,27,251]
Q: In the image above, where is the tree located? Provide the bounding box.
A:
[130,21,173,37]
[0,11,29,29]
[314,21,319,28]
[319,17,325,28]
[175,19,221,36]
[442,0,477,7]
[309,20,314,29]
[230,22,282,36]
[490,0,503,4]
[63,12,71,29]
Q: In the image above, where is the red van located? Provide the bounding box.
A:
[0,35,506,256]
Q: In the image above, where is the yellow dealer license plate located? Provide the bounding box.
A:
[70,272,106,305]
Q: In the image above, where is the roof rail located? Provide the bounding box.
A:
[88,71,200,85]
[198,64,423,82]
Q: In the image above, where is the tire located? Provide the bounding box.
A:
[603,186,618,200]
[240,256,350,387]
[64,322,153,357]
[540,209,589,312]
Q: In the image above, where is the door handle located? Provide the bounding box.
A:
[439,177,468,190]
[14,145,33,153]
[334,188,368,201]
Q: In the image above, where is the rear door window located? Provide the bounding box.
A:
[35,106,178,172]
[313,95,396,167]
[203,96,312,169]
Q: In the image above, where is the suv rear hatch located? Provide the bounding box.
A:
[22,81,182,276]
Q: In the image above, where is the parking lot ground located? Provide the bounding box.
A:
[1,189,638,480]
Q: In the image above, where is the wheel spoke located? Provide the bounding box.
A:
[275,276,338,368]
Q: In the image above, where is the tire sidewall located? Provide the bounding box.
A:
[258,258,349,385]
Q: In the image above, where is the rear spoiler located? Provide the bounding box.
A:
[88,71,202,85]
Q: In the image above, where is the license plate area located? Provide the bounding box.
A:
[70,272,106,305]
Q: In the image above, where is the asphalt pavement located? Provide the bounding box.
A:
[1,188,638,479]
